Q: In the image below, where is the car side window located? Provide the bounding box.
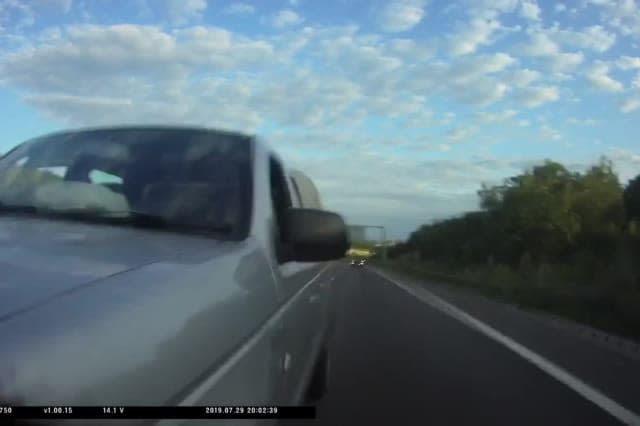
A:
[269,157,293,261]
[89,169,123,185]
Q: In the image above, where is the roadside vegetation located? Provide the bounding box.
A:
[377,157,640,341]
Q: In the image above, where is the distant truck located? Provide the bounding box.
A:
[0,126,349,425]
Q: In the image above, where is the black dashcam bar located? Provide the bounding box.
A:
[2,406,315,419]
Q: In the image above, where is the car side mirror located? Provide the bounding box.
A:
[282,208,350,262]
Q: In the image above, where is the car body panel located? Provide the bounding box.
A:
[0,216,235,319]
[0,229,279,405]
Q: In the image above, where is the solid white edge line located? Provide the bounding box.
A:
[155,262,333,426]
[372,268,640,426]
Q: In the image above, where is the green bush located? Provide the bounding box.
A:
[389,161,640,340]
[380,258,640,341]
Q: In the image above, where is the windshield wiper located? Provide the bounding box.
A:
[0,205,233,234]
[0,202,38,214]
[106,211,235,234]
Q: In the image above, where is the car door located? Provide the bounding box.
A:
[268,156,326,404]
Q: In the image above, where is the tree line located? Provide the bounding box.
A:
[385,158,640,336]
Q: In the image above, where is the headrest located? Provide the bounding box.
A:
[33,181,130,213]
[138,183,230,224]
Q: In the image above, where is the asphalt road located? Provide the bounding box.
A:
[304,264,639,426]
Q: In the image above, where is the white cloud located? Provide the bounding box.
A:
[319,34,404,94]
[591,0,640,38]
[550,72,573,82]
[0,24,436,131]
[585,60,624,92]
[555,3,567,12]
[604,148,640,182]
[268,9,304,28]
[513,86,560,107]
[0,23,520,137]
[223,3,255,15]
[465,0,519,20]
[540,124,562,140]
[33,0,73,14]
[521,31,584,71]
[476,109,518,122]
[552,51,584,72]
[522,26,605,59]
[553,25,616,52]
[616,55,640,69]
[0,0,34,30]
[438,112,457,126]
[401,109,434,128]
[455,79,509,105]
[0,24,279,128]
[566,117,599,125]
[583,0,612,5]
[37,26,63,42]
[448,18,501,56]
[455,51,517,76]
[522,32,559,56]
[378,0,426,33]
[23,93,134,122]
[407,52,515,105]
[59,0,73,13]
[250,71,363,127]
[447,125,477,142]
[166,0,207,25]
[504,68,541,87]
[520,0,541,20]
[621,95,640,113]
[385,38,436,61]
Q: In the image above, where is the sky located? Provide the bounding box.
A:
[1,0,640,239]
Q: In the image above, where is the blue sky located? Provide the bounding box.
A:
[1,0,640,238]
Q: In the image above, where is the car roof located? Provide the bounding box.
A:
[25,125,255,144]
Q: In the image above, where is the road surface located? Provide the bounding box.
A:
[304,264,640,425]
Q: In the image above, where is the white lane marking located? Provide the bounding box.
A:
[372,268,640,426]
[156,262,333,426]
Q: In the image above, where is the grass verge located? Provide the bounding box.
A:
[371,257,640,343]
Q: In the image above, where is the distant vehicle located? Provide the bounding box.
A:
[350,258,366,267]
[0,126,349,422]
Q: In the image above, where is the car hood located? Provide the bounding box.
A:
[0,216,236,319]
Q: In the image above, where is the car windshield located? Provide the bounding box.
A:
[0,128,252,238]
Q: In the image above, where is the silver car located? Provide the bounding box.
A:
[0,126,349,425]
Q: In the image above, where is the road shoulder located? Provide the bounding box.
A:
[370,265,640,417]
